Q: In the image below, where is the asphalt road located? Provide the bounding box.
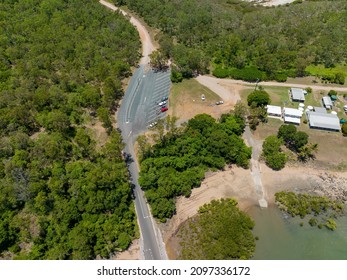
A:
[117,65,171,260]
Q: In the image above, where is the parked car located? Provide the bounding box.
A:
[161,107,168,112]
[158,100,167,106]
[201,94,205,101]
[216,100,224,105]
[161,96,168,102]
[148,121,157,128]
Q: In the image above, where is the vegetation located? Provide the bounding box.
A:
[247,90,271,107]
[262,136,287,170]
[342,123,347,137]
[178,199,255,260]
[275,192,344,230]
[138,114,251,221]
[0,0,141,259]
[120,0,347,82]
[277,124,318,161]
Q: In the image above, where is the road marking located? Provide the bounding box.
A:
[128,130,132,137]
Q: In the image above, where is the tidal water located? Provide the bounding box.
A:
[247,205,347,260]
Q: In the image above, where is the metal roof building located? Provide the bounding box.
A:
[290,88,306,102]
[314,107,327,114]
[306,111,341,131]
[283,107,303,125]
[322,96,333,109]
[266,105,282,117]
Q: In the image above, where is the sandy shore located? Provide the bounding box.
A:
[164,163,347,259]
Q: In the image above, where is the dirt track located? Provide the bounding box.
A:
[99,0,156,65]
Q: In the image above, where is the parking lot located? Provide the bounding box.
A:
[145,69,171,127]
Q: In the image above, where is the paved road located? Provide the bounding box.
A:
[118,65,171,260]
[99,0,171,260]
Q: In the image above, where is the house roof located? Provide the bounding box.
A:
[314,107,327,114]
[290,88,305,101]
[322,96,333,107]
[283,107,303,118]
[266,105,282,115]
[307,111,341,131]
[284,116,301,124]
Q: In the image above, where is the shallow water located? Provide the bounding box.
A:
[247,205,347,260]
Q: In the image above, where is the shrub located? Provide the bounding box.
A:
[212,66,230,78]
[334,72,345,85]
[342,122,347,136]
[229,66,267,82]
[273,72,287,82]
[171,69,183,83]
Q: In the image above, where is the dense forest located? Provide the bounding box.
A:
[116,0,347,82]
[138,113,252,221]
[178,199,255,260]
[0,0,141,259]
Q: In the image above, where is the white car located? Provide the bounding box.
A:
[216,100,224,105]
[158,101,167,106]
[148,122,157,128]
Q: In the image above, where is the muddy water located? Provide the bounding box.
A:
[247,205,347,260]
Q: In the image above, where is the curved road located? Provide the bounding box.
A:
[99,1,169,260]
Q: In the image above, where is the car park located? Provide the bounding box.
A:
[161,107,168,112]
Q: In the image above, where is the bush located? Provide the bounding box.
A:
[334,72,345,85]
[171,70,183,83]
[342,122,347,136]
[229,66,267,82]
[273,72,288,82]
[212,66,230,78]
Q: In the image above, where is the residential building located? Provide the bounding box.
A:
[266,105,282,117]
[322,96,333,109]
[290,88,306,102]
[283,107,303,125]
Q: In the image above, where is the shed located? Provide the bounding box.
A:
[322,96,333,109]
[266,105,282,117]
[290,88,305,102]
[306,111,341,131]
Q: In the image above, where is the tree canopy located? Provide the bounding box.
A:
[0,0,141,259]
[121,0,347,82]
[138,114,251,221]
[178,199,255,260]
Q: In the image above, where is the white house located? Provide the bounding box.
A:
[322,96,333,109]
[283,107,303,125]
[266,105,282,117]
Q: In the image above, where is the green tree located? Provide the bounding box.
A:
[247,90,270,107]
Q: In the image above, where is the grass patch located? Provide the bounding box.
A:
[306,64,347,77]
[170,79,221,111]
